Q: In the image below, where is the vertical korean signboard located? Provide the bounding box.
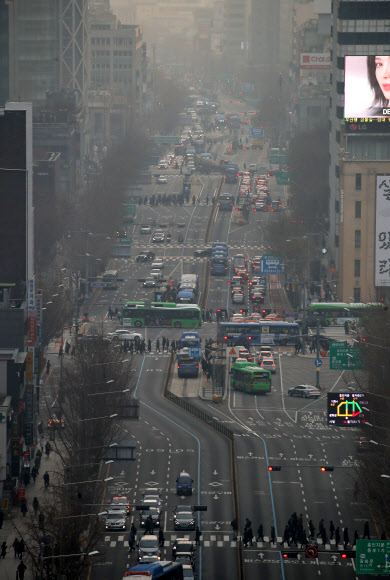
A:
[376,176,390,286]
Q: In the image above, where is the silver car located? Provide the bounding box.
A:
[288,384,321,398]
[173,506,196,530]
[105,510,126,531]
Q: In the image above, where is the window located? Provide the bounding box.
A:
[353,288,361,303]
[336,130,341,144]
[354,260,360,277]
[335,235,339,248]
[355,173,362,190]
[335,200,340,213]
[355,201,361,218]
[355,230,361,249]
[335,165,340,178]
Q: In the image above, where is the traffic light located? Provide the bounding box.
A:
[268,466,281,472]
[282,551,299,559]
[320,466,334,472]
[194,505,207,511]
[340,551,356,559]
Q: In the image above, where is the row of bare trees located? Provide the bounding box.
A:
[15,339,135,579]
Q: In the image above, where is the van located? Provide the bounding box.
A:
[137,535,160,561]
[176,471,193,495]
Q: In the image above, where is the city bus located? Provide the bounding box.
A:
[123,560,183,579]
[307,302,385,326]
[218,193,234,211]
[230,360,271,394]
[174,144,187,157]
[177,348,199,378]
[225,163,239,184]
[218,321,299,346]
[121,302,202,328]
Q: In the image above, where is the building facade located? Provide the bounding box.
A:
[329,0,390,300]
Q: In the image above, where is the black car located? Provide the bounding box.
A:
[172,539,196,561]
[193,247,212,257]
[136,251,155,262]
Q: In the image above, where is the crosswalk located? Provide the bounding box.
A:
[104,532,355,551]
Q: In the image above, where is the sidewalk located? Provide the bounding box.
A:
[0,343,64,579]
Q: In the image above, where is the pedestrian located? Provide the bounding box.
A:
[247,526,254,546]
[23,469,30,487]
[147,339,151,353]
[363,521,370,539]
[129,532,136,552]
[301,530,308,548]
[344,320,349,335]
[335,526,341,546]
[18,539,24,560]
[281,525,290,546]
[46,360,51,375]
[12,538,19,559]
[318,518,325,537]
[270,526,276,545]
[158,528,165,547]
[291,528,298,547]
[17,560,27,580]
[34,456,41,473]
[243,528,249,548]
[40,435,45,452]
[43,471,50,489]
[344,527,350,548]
[65,340,70,354]
[1,541,7,558]
[20,498,27,517]
[0,509,3,529]
[129,341,133,354]
[256,523,264,542]
[166,338,170,351]
[244,518,252,530]
[32,497,39,516]
[31,465,38,483]
[353,530,359,546]
[381,531,387,540]
[195,526,202,545]
[38,512,45,530]
[45,441,51,458]
[330,520,335,540]
[297,514,303,527]
[309,520,315,539]
[231,517,238,540]
[321,528,327,545]
[162,337,166,351]
[156,339,160,352]
[58,345,63,357]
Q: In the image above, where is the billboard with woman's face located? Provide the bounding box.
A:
[344,56,390,119]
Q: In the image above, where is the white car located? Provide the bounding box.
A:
[158,161,168,169]
[156,175,168,184]
[150,269,162,279]
[152,259,164,269]
[140,225,151,234]
[109,330,143,342]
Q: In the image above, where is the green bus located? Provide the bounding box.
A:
[121,302,202,328]
[230,360,271,394]
[308,302,384,326]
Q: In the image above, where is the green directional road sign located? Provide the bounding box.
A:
[276,171,290,185]
[153,136,180,144]
[329,342,364,370]
[357,539,390,574]
[270,154,289,165]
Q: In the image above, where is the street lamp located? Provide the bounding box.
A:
[87,388,130,397]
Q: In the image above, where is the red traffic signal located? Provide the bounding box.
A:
[320,466,334,472]
[268,466,281,472]
[340,551,356,559]
[282,552,299,559]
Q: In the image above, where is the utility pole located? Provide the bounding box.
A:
[316,316,321,390]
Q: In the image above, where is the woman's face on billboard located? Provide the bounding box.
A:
[375,56,390,101]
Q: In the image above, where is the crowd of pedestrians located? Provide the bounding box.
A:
[230,513,379,549]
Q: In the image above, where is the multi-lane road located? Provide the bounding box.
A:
[87,111,371,580]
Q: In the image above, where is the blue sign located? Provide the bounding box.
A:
[91,282,106,288]
[188,347,202,359]
[315,358,323,368]
[250,128,264,139]
[260,258,285,274]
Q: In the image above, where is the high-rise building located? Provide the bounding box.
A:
[223,0,249,72]
[329,0,390,301]
[0,0,10,105]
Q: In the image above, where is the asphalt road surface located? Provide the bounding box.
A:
[86,103,370,580]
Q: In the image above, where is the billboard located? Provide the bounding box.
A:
[344,56,390,119]
[300,53,330,69]
[375,176,390,286]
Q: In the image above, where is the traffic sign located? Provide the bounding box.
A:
[357,539,390,574]
[306,546,318,558]
[276,170,290,185]
[91,282,106,288]
[314,358,323,368]
[329,343,364,370]
[250,128,264,139]
[188,347,201,359]
[260,258,285,274]
[227,347,237,357]
[153,136,180,144]
[327,392,368,426]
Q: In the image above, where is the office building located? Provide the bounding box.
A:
[329,0,390,301]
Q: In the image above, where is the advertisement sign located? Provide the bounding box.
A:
[345,56,390,119]
[327,392,368,426]
[300,53,331,69]
[375,176,390,286]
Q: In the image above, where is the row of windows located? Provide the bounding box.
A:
[335,200,361,218]
[339,19,390,32]
[347,139,390,161]
[91,63,132,70]
[91,38,133,45]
